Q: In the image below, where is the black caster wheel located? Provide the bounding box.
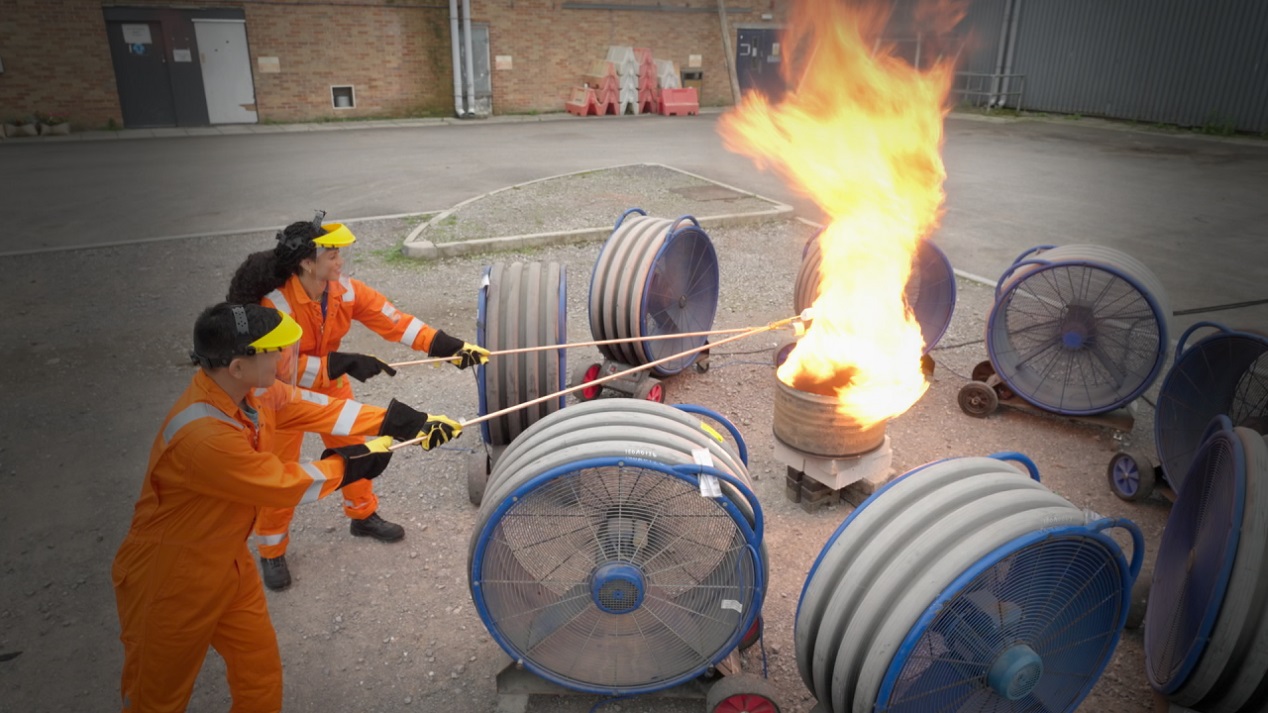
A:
[958,381,998,418]
[1125,571,1151,630]
[738,615,763,651]
[466,450,491,506]
[1107,449,1157,502]
[971,359,995,382]
[695,346,711,373]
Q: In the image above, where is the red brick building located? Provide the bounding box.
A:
[0,0,786,130]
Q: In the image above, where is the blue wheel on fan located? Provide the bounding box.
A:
[1107,449,1157,502]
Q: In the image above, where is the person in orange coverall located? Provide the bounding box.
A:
[226,212,488,590]
[112,303,461,712]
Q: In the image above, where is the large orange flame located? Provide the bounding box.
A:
[719,0,961,428]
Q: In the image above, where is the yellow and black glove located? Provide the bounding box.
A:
[377,399,463,450]
[418,415,462,450]
[428,330,490,370]
[324,435,394,488]
[328,352,397,382]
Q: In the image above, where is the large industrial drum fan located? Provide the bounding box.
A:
[578,209,720,402]
[470,262,566,504]
[1149,322,1268,495]
[1144,419,1268,712]
[794,232,957,354]
[986,244,1170,415]
[796,452,1143,713]
[469,400,775,706]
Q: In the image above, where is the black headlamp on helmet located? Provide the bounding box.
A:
[275,210,358,256]
[190,304,303,369]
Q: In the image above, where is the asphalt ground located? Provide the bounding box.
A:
[1,112,1265,712]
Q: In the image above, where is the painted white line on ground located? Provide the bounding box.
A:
[0,211,442,258]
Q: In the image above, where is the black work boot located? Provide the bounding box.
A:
[260,555,292,591]
[349,512,405,542]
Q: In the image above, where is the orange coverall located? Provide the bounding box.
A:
[255,274,442,556]
[112,370,387,712]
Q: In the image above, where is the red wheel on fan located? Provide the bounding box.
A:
[706,674,781,713]
[635,379,665,403]
[573,363,603,401]
[739,615,763,650]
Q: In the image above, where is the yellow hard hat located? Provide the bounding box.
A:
[249,309,303,352]
[313,223,357,248]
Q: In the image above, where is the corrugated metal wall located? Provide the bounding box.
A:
[966,0,1268,132]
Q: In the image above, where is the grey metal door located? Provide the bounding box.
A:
[106,21,176,128]
[736,27,785,101]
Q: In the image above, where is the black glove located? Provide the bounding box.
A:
[377,399,430,441]
[324,436,394,488]
[428,331,489,370]
[328,352,397,382]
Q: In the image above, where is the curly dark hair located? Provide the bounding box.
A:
[225,221,323,303]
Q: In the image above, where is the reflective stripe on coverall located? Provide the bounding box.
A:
[112,370,386,712]
[255,274,440,556]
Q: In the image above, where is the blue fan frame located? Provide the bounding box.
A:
[874,517,1143,711]
[638,215,720,375]
[470,457,765,696]
[475,265,568,444]
[987,246,1170,416]
[1153,321,1268,489]
[673,404,749,466]
[1145,418,1247,694]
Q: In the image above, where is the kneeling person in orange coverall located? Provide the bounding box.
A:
[112,303,461,712]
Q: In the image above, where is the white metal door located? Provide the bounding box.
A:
[192,19,257,124]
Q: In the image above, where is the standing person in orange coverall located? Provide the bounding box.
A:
[112,303,462,712]
[226,213,488,590]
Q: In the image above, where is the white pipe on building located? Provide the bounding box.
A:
[990,0,1014,107]
[462,0,477,116]
[449,0,466,117]
[998,0,1023,108]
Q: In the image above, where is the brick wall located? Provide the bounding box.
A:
[242,2,453,122]
[0,0,121,130]
[0,0,787,128]
[478,0,787,113]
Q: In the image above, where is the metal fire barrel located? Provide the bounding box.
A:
[772,377,887,458]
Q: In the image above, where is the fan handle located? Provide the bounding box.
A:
[1088,517,1145,581]
[1174,321,1232,356]
[612,207,647,231]
[988,451,1041,482]
[667,214,702,236]
[674,404,749,466]
[994,256,1053,301]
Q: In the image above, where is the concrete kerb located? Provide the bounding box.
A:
[399,162,794,260]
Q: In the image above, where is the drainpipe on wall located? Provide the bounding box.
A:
[462,0,478,117]
[449,0,468,117]
[997,0,1023,109]
[718,0,741,105]
[990,0,1014,108]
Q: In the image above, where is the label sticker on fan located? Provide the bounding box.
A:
[700,423,724,442]
[692,448,714,467]
[480,273,490,288]
[699,475,722,497]
[721,599,742,613]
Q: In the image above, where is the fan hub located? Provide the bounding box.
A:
[987,644,1043,701]
[591,563,645,615]
[1059,303,1097,350]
